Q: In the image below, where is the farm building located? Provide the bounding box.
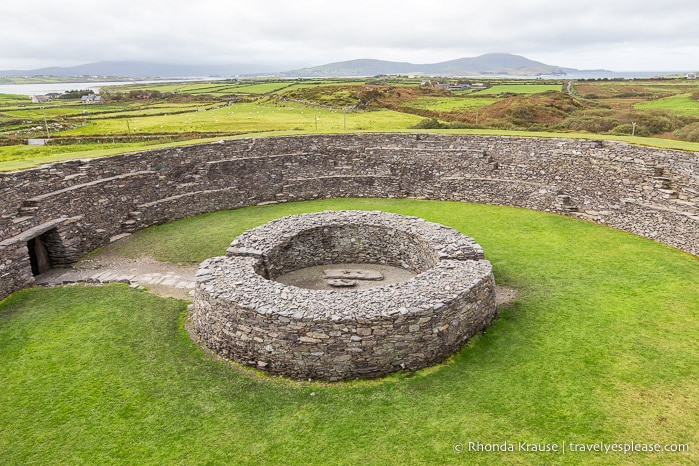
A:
[81,95,103,103]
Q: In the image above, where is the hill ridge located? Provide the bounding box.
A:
[0,53,581,78]
[281,53,574,77]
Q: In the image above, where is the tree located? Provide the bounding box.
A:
[60,89,94,99]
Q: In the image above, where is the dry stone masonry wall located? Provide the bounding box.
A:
[191,210,496,381]
[1,134,697,300]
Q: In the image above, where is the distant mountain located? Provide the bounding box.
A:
[280,53,575,77]
[279,59,422,78]
[0,54,597,79]
[0,61,279,78]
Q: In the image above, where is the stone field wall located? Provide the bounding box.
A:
[1,133,698,300]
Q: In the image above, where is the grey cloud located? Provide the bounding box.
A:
[0,0,697,71]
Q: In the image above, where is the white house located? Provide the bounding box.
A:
[80,95,103,103]
[31,95,50,104]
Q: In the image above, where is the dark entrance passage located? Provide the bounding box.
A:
[27,235,52,275]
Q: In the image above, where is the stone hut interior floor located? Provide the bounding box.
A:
[274,263,416,290]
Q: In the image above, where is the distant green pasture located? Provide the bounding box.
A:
[401,96,499,112]
[2,103,85,118]
[109,81,226,93]
[225,82,292,94]
[1,102,204,120]
[474,84,563,95]
[169,82,292,95]
[276,80,368,93]
[2,76,698,172]
[56,101,422,135]
[635,93,699,116]
[574,80,698,99]
[0,103,212,138]
[0,93,28,103]
[109,80,367,96]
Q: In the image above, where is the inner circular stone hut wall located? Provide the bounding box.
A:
[190,210,497,381]
[246,224,439,279]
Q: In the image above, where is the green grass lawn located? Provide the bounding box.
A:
[1,199,697,465]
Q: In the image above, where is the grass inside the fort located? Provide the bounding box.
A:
[1,199,698,465]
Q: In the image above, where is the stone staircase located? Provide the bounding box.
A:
[555,194,579,212]
[651,167,699,216]
[17,199,40,217]
[120,211,142,233]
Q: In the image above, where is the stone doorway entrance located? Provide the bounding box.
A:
[27,234,52,275]
[26,228,64,276]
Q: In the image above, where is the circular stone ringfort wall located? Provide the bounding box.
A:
[191,210,496,380]
[1,133,697,300]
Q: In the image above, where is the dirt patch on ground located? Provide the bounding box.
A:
[495,285,518,309]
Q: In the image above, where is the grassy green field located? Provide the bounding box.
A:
[226,82,293,94]
[2,98,422,139]
[574,80,698,97]
[400,96,499,112]
[1,199,697,465]
[140,82,290,96]
[1,77,698,172]
[54,101,423,135]
[0,93,27,103]
[635,93,699,116]
[109,82,235,95]
[474,83,563,95]
[1,102,204,120]
[109,79,369,96]
[277,80,369,92]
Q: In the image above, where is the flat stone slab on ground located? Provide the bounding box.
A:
[34,250,199,301]
[322,268,384,281]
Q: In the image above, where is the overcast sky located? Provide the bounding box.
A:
[1,0,697,72]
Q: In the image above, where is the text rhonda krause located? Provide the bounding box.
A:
[466,441,690,454]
